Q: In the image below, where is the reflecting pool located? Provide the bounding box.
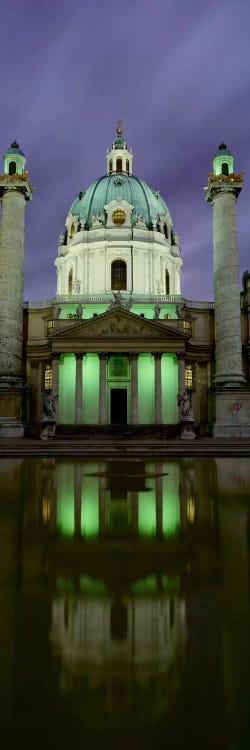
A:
[0,457,250,749]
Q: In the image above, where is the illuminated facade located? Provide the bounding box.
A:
[0,131,250,437]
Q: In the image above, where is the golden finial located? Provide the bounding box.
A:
[116,118,123,136]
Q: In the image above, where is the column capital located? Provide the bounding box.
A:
[176,352,185,361]
[52,352,61,360]
[74,352,85,361]
[153,352,162,360]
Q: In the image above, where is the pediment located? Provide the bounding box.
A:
[52,308,186,341]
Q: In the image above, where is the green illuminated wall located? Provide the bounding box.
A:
[162,354,178,423]
[131,303,177,319]
[59,302,177,320]
[83,354,99,423]
[138,461,180,537]
[59,354,76,423]
[162,461,180,535]
[81,465,99,537]
[138,354,154,423]
[57,464,74,536]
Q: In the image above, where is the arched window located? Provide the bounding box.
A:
[116,158,122,172]
[126,160,129,174]
[111,259,127,290]
[68,269,73,295]
[165,270,169,295]
[109,159,113,173]
[164,223,168,239]
[221,162,229,175]
[9,161,16,175]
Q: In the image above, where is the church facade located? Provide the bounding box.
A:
[0,127,250,438]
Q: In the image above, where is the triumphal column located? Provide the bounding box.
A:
[205,143,250,435]
[0,141,33,436]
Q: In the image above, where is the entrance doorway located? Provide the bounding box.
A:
[110,388,127,424]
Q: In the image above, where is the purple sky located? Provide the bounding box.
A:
[1,0,250,302]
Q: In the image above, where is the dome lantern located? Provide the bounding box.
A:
[3,140,26,176]
[106,121,133,176]
[212,142,234,176]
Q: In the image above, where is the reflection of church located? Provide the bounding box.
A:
[1,128,250,437]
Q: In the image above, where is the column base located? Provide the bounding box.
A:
[209,387,250,437]
[40,420,56,440]
[180,420,196,440]
[0,418,24,438]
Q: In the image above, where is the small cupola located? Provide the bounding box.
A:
[212,142,234,176]
[3,140,26,175]
[106,122,133,176]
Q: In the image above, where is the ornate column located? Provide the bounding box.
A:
[52,353,60,421]
[74,353,84,424]
[130,353,139,424]
[99,354,107,424]
[154,353,162,424]
[205,153,245,386]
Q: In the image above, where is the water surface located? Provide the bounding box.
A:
[0,457,249,749]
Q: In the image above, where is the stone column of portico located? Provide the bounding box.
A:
[99,354,107,424]
[130,353,139,424]
[52,353,60,421]
[205,164,245,386]
[154,353,162,424]
[177,353,185,420]
[74,353,84,423]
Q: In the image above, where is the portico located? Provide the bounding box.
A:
[49,307,186,427]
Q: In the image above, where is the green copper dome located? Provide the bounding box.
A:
[69,173,170,229]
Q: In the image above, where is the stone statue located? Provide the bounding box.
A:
[108,291,133,311]
[178,389,194,421]
[176,303,185,320]
[52,304,61,319]
[76,303,83,319]
[42,390,57,421]
[154,303,161,319]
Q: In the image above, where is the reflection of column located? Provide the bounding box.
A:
[155,463,163,536]
[99,354,107,424]
[131,491,138,535]
[52,353,60,421]
[216,458,250,747]
[130,353,139,424]
[74,353,84,423]
[74,464,82,537]
[154,353,162,424]
[98,463,106,536]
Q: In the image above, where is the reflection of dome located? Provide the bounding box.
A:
[69,173,170,229]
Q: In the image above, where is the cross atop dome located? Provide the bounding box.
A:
[106,122,133,176]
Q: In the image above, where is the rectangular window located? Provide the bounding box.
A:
[44,364,52,390]
[47,320,54,335]
[183,320,192,336]
[185,364,193,390]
